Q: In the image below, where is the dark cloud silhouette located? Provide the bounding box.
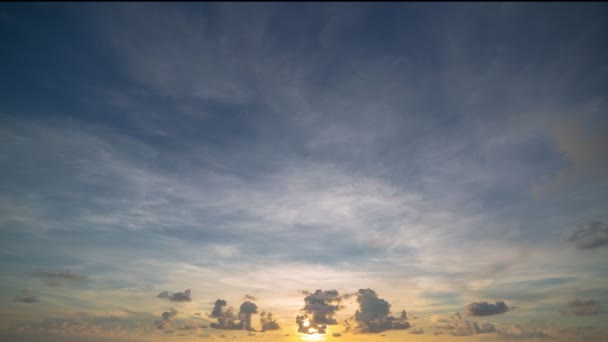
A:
[344,288,410,333]
[332,332,342,337]
[466,301,510,316]
[498,324,552,340]
[561,299,601,316]
[259,311,280,331]
[244,295,257,301]
[296,289,348,334]
[210,299,239,330]
[156,309,178,330]
[209,299,262,331]
[158,289,192,302]
[31,270,87,287]
[239,301,258,331]
[14,290,39,303]
[410,328,424,334]
[568,221,608,249]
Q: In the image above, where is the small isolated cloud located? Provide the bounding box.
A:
[156,309,178,330]
[31,269,87,287]
[344,288,410,333]
[14,289,39,303]
[244,295,258,301]
[499,324,552,340]
[296,289,348,334]
[561,299,601,316]
[568,221,608,249]
[410,328,424,334]
[158,289,192,302]
[466,301,510,316]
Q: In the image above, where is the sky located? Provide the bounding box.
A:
[1,2,608,342]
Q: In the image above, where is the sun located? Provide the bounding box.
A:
[298,318,327,341]
[300,332,326,341]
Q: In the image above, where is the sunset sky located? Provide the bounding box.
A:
[1,3,608,342]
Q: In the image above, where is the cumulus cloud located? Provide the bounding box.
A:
[239,301,258,331]
[209,299,264,331]
[31,269,87,287]
[561,298,601,316]
[259,311,280,331]
[156,309,178,330]
[158,289,192,302]
[14,289,39,303]
[344,288,410,333]
[568,221,608,249]
[466,301,510,316]
[296,289,348,334]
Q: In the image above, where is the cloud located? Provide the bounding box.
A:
[238,301,258,331]
[156,309,178,330]
[568,221,608,249]
[210,299,239,330]
[559,326,607,341]
[259,311,280,331]
[296,289,348,334]
[498,324,552,340]
[466,301,510,316]
[344,288,410,333]
[561,298,601,316]
[157,289,192,302]
[14,290,40,303]
[410,328,424,334]
[473,322,497,334]
[536,118,608,193]
[31,270,87,285]
[243,295,258,301]
[432,312,497,336]
[209,299,261,331]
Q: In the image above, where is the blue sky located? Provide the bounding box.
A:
[1,3,608,341]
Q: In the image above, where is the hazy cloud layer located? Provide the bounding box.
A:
[432,312,497,337]
[561,298,601,316]
[568,221,608,249]
[14,290,39,304]
[157,289,192,302]
[466,301,510,316]
[498,324,552,340]
[31,270,87,281]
